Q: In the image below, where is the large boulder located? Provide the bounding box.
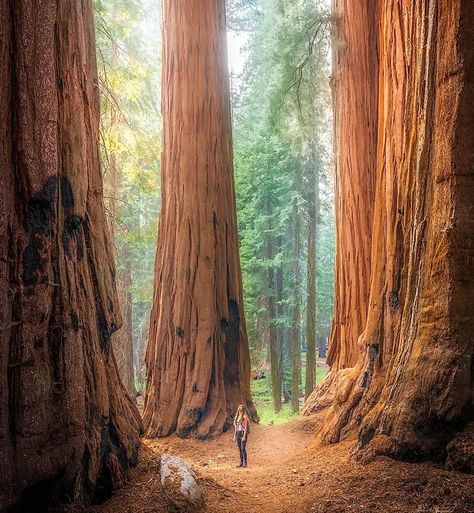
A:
[160,454,204,510]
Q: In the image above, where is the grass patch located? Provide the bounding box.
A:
[255,401,298,425]
[251,363,328,425]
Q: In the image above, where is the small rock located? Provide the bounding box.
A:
[292,468,297,474]
[160,454,203,509]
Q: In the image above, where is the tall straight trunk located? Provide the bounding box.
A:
[266,207,282,412]
[113,252,135,396]
[107,153,135,397]
[134,304,149,389]
[253,308,270,372]
[305,0,474,468]
[0,2,141,510]
[325,0,379,371]
[275,259,285,403]
[318,335,326,358]
[304,0,380,417]
[305,163,320,399]
[143,0,257,439]
[291,194,302,413]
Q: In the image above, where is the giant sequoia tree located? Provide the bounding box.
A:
[305,0,474,467]
[143,0,257,438]
[0,1,141,510]
[324,0,379,372]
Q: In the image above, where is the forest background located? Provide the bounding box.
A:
[95,0,334,423]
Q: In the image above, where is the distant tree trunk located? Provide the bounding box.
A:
[0,2,142,511]
[252,308,270,374]
[325,0,379,371]
[290,190,302,413]
[143,0,257,439]
[113,251,135,396]
[266,206,282,412]
[275,260,285,404]
[254,309,268,368]
[303,0,379,418]
[317,335,326,358]
[133,304,149,390]
[107,153,135,397]
[305,163,320,399]
[305,0,474,467]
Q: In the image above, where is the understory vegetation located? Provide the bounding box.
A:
[252,361,328,424]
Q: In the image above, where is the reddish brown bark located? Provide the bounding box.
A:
[305,0,474,466]
[325,0,379,371]
[303,0,380,421]
[143,0,257,439]
[0,2,141,510]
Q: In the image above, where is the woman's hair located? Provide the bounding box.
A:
[234,404,248,422]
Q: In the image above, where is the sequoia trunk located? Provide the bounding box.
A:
[325,0,379,371]
[305,0,474,467]
[0,1,142,510]
[143,0,257,438]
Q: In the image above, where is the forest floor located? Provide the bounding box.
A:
[94,415,474,513]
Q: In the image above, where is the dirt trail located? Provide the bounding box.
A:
[149,418,317,513]
[94,417,474,513]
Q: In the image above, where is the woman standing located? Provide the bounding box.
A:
[233,404,250,467]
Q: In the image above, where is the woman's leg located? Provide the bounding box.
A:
[241,438,247,466]
[236,433,244,465]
